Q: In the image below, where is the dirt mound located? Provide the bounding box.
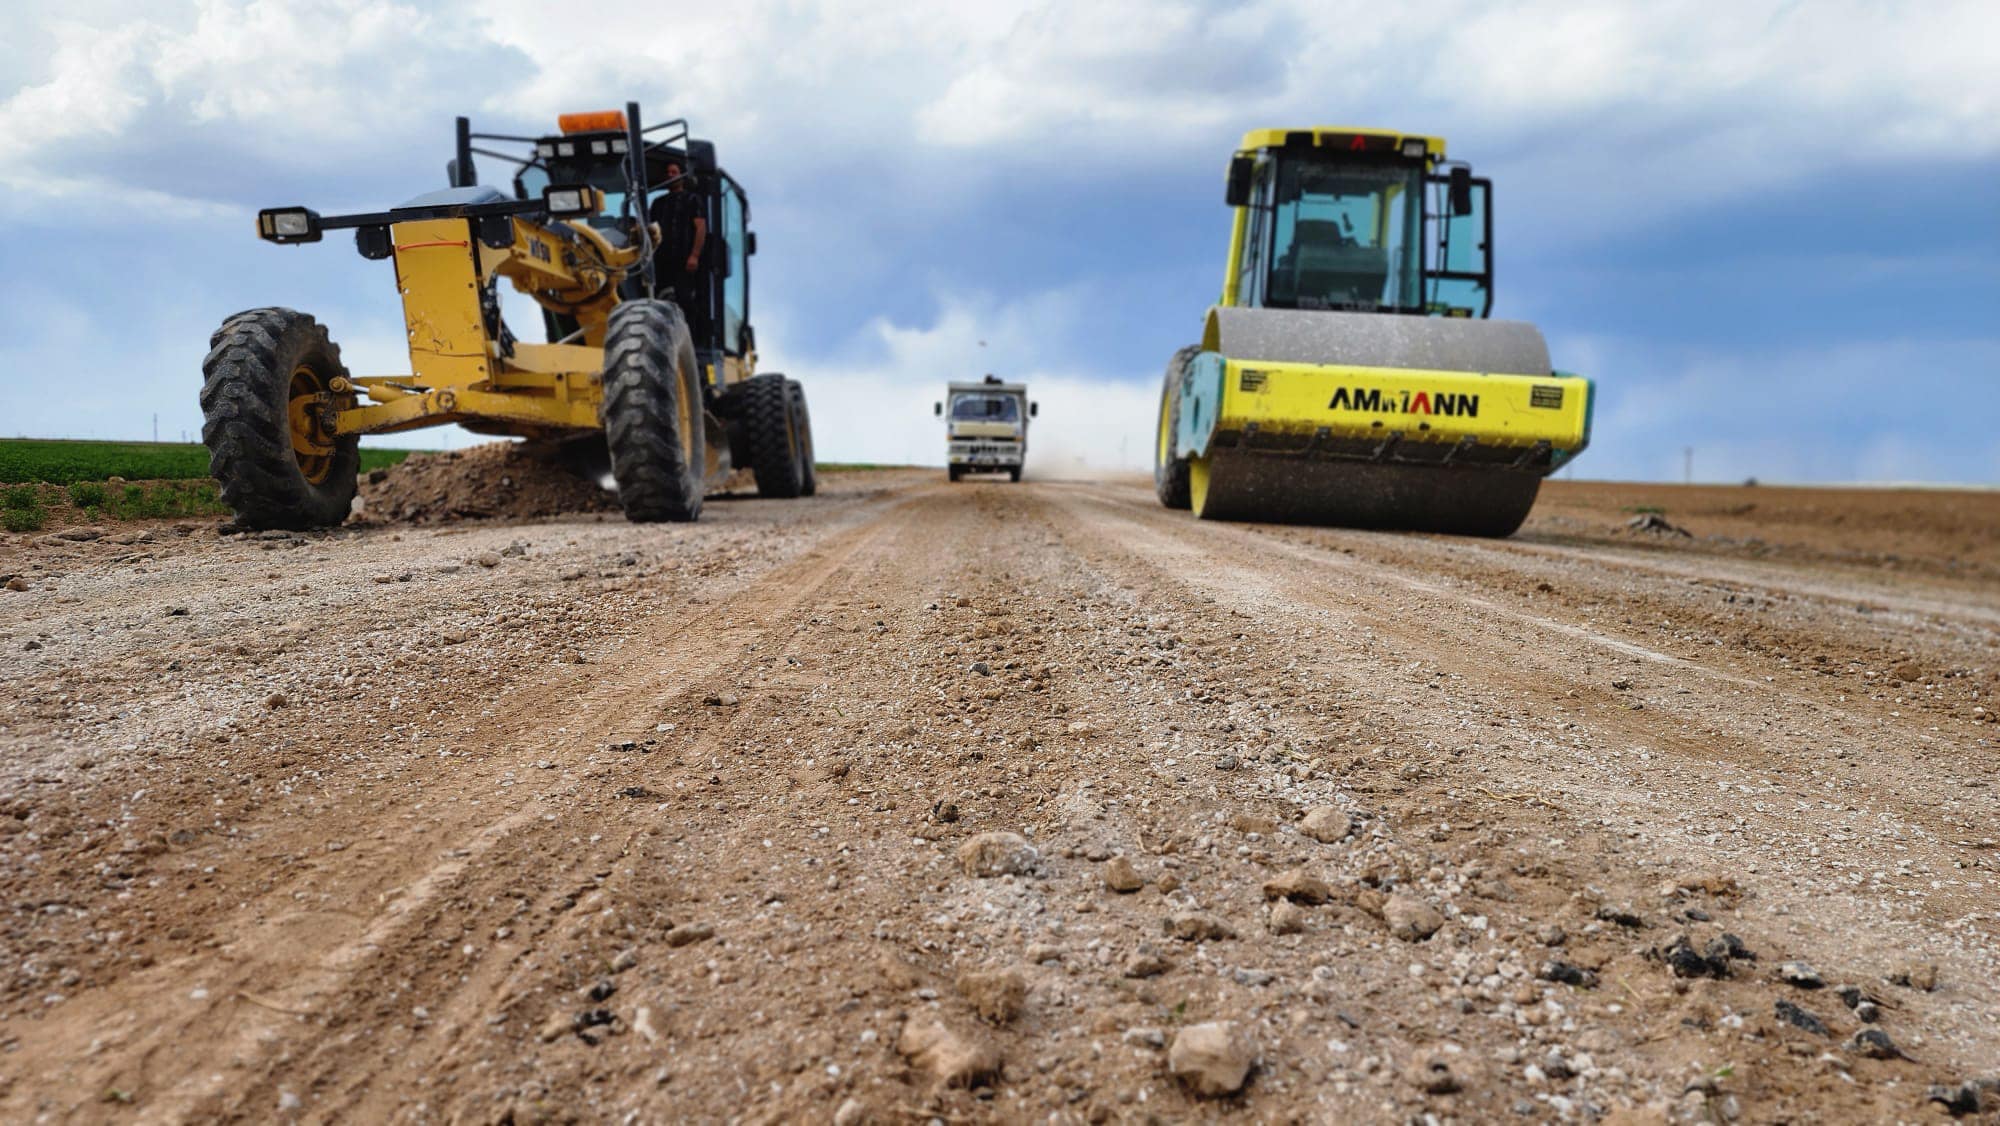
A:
[359,441,616,524]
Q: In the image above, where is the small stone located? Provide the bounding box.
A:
[1214,754,1239,772]
[476,552,501,568]
[265,691,289,710]
[632,1006,662,1042]
[1889,962,1938,991]
[1659,935,1728,979]
[1383,894,1444,942]
[1300,806,1353,843]
[1123,945,1171,978]
[956,967,1028,1024]
[1774,998,1830,1036]
[1537,923,1567,946]
[701,692,740,707]
[1403,1051,1470,1095]
[1261,868,1333,905]
[664,923,714,947]
[1925,1082,1984,1117]
[538,1011,573,1042]
[1102,856,1144,894]
[1596,903,1645,928]
[1844,1029,1902,1059]
[958,832,1038,878]
[558,567,586,581]
[4,578,31,592]
[1705,933,1755,963]
[832,1098,869,1126]
[1778,961,1824,989]
[1268,900,1307,935]
[1538,960,1597,988]
[1168,1021,1252,1097]
[585,979,616,1002]
[969,661,992,676]
[1122,1027,1167,1049]
[1164,912,1235,942]
[897,1018,1002,1088]
[23,639,42,651]
[1024,943,1061,964]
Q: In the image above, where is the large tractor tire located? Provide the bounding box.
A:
[1154,345,1197,509]
[786,379,818,497]
[200,307,359,530]
[601,300,706,522]
[741,372,805,499]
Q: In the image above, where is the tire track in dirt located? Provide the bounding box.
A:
[0,490,912,1122]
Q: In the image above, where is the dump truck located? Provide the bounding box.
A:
[936,376,1037,482]
[202,102,814,529]
[1154,128,1592,536]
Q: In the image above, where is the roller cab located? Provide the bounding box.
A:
[1155,127,1594,537]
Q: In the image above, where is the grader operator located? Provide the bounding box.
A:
[202,102,814,529]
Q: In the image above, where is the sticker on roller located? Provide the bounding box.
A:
[1530,385,1565,409]
[1238,370,1267,392]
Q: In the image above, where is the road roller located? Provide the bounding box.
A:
[1155,128,1593,536]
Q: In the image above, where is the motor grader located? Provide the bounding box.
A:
[1155,128,1593,536]
[202,102,815,529]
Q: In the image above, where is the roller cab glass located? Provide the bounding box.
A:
[1265,157,1425,313]
[950,394,1020,422]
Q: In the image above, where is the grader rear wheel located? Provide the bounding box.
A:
[200,307,359,530]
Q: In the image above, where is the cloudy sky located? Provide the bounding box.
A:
[2,0,1996,482]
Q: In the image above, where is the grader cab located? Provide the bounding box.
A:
[203,102,814,529]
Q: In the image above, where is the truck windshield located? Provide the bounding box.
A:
[951,394,1019,422]
[1267,158,1424,313]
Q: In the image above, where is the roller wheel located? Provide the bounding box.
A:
[787,379,817,497]
[601,300,706,522]
[741,373,804,498]
[1155,345,1197,509]
[200,307,359,530]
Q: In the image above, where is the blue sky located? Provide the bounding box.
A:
[2,0,1995,482]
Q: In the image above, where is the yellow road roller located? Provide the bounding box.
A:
[1155,128,1592,536]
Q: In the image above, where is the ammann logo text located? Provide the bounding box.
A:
[1328,387,1480,417]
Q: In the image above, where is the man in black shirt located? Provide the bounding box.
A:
[648,161,709,341]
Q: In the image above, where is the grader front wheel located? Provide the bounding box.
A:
[200,307,359,530]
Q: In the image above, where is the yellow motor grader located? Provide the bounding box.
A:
[202,102,814,528]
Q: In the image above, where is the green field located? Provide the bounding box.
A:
[0,439,412,485]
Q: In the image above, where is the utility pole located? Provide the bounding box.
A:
[153,414,159,443]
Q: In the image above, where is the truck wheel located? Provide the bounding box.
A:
[1155,345,1197,509]
[787,379,817,497]
[1009,466,1022,483]
[948,465,963,483]
[200,307,359,530]
[742,373,804,498]
[602,300,706,522]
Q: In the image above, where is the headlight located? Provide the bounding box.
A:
[1401,138,1428,159]
[544,185,598,217]
[256,207,322,244]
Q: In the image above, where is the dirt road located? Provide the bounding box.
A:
[1,472,1995,1123]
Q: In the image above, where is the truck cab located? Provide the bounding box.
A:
[936,376,1036,482]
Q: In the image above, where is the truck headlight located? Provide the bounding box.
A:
[257,207,322,244]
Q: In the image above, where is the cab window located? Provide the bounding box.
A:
[721,185,748,351]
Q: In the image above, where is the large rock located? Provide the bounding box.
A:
[957,832,1038,878]
[956,967,1029,1024]
[1300,806,1353,843]
[1261,868,1333,905]
[1169,1022,1253,1096]
[1384,893,1444,942]
[898,1018,1002,1088]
